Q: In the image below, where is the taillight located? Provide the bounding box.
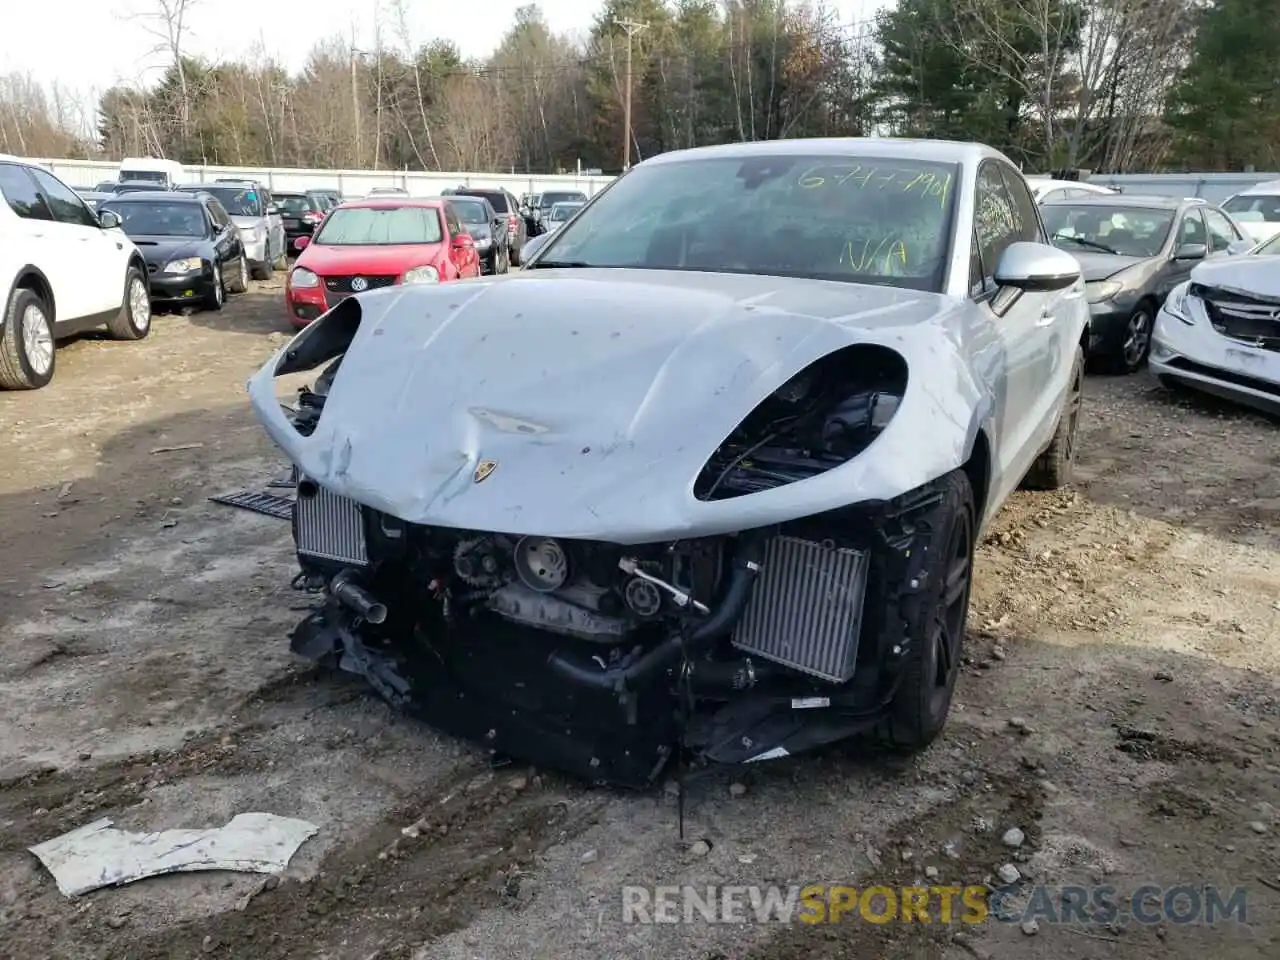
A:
[508,214,517,230]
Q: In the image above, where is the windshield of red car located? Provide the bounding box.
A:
[534,154,959,292]
[313,206,444,245]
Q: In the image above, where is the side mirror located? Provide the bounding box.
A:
[1173,242,1207,261]
[993,241,1081,292]
[294,235,310,251]
[98,210,122,230]
[1227,239,1255,256]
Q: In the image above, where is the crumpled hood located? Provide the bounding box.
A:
[297,243,444,275]
[1070,251,1147,282]
[248,270,989,542]
[1191,254,1280,298]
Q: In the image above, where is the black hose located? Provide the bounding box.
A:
[547,531,767,691]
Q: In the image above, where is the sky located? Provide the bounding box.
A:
[8,0,884,126]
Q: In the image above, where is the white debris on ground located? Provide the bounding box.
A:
[29,813,319,897]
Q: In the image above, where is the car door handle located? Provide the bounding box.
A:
[1037,309,1056,327]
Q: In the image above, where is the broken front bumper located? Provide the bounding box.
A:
[275,474,945,788]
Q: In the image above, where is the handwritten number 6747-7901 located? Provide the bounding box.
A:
[796,165,952,205]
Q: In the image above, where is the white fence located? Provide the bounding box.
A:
[37,157,617,199]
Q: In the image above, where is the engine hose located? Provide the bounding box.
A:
[547,531,767,692]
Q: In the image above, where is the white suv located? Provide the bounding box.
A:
[0,155,152,390]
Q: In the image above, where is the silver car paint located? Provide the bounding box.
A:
[1151,254,1280,415]
[247,139,1089,543]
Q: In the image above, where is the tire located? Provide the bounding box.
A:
[0,286,56,390]
[510,242,522,268]
[203,263,225,311]
[105,266,152,341]
[250,260,271,281]
[1101,303,1154,374]
[879,469,976,751]
[1021,345,1084,491]
[228,254,249,294]
[499,247,510,274]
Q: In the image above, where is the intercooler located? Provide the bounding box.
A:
[730,535,869,683]
[294,476,369,566]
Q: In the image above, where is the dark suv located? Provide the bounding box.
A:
[443,187,527,265]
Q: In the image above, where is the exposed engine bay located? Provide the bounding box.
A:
[275,340,969,789]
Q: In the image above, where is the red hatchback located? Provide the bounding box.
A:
[286,197,481,328]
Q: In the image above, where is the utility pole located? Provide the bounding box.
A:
[350,32,362,168]
[613,17,648,171]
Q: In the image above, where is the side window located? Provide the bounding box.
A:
[0,164,53,221]
[974,162,1021,278]
[29,168,96,227]
[208,200,231,228]
[444,205,463,237]
[1203,209,1238,250]
[1179,210,1207,246]
[969,230,985,296]
[204,202,222,232]
[998,165,1043,243]
[1040,188,1068,204]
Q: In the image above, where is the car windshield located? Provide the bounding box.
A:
[313,205,443,245]
[190,185,263,217]
[541,192,585,207]
[465,191,509,213]
[101,201,205,237]
[119,170,168,185]
[1041,205,1175,257]
[277,195,313,216]
[1254,232,1280,255]
[452,200,489,224]
[534,154,959,291]
[548,202,583,222]
[1222,194,1280,223]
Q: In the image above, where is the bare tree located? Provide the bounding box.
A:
[125,0,200,145]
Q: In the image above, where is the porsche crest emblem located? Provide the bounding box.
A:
[474,459,498,483]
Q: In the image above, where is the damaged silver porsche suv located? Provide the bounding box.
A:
[247,139,1090,787]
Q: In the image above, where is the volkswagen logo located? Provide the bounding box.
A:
[350,276,368,292]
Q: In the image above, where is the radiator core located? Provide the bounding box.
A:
[294,478,369,566]
[730,535,869,683]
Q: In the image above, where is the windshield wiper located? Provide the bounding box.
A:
[1052,233,1119,255]
[527,259,595,269]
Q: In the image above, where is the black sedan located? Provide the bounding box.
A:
[275,191,329,252]
[446,195,511,274]
[98,191,249,311]
[1040,195,1253,373]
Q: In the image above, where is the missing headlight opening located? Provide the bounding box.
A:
[695,344,908,500]
[260,303,973,790]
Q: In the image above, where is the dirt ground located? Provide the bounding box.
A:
[0,280,1277,960]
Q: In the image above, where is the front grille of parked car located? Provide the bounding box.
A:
[324,275,398,293]
[1197,284,1280,352]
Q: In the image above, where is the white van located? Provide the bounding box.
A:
[117,157,186,189]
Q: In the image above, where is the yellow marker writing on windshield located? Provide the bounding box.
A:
[842,236,907,272]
